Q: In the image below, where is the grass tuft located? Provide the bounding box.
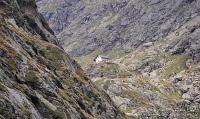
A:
[161,55,190,79]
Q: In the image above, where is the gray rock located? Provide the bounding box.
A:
[182,93,192,100]
[194,95,200,103]
[37,0,200,57]
[180,85,190,94]
[0,49,6,57]
[142,42,153,48]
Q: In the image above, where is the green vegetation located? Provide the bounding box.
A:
[75,48,128,68]
[14,83,27,92]
[151,86,161,93]
[63,79,74,87]
[40,46,63,62]
[74,90,93,106]
[161,55,190,79]
[7,59,17,71]
[75,49,102,67]
[25,70,39,80]
[76,68,87,81]
[25,70,42,88]
[124,90,150,106]
[162,91,182,105]
[118,70,132,78]
[39,45,64,69]
[100,63,119,73]
[165,53,176,61]
[83,95,93,105]
[94,79,105,86]
[121,107,133,113]
[107,48,127,59]
[59,91,72,102]
[190,109,200,118]
[169,91,182,100]
[51,110,65,119]
[22,108,32,117]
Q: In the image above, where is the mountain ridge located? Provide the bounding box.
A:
[37,0,200,57]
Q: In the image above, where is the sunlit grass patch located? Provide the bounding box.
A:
[161,55,190,79]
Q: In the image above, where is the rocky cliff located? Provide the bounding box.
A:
[37,0,200,57]
[36,0,200,118]
[0,0,124,119]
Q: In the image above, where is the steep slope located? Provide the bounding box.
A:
[37,0,200,57]
[0,0,124,119]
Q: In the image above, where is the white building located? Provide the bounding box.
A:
[94,55,111,63]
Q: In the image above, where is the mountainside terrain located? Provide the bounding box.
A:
[0,0,124,119]
[36,0,200,118]
[37,0,200,57]
[86,29,200,118]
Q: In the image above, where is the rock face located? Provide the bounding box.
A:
[37,0,200,57]
[0,0,124,119]
[36,0,200,118]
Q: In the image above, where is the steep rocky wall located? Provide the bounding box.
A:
[0,0,124,118]
[37,0,200,57]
